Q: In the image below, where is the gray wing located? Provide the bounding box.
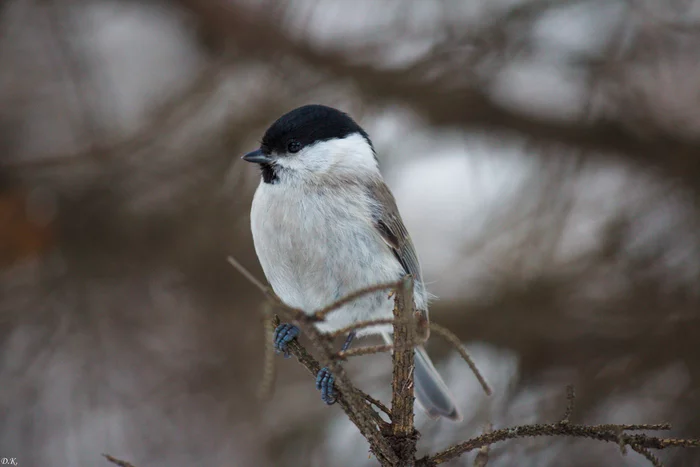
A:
[371,181,461,420]
[367,180,428,322]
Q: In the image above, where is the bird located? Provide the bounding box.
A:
[242,104,461,421]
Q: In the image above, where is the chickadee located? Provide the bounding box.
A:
[243,104,460,421]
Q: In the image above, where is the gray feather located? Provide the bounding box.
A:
[367,181,428,323]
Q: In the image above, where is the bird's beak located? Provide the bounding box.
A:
[242,149,273,164]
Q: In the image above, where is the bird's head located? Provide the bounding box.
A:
[242,104,378,185]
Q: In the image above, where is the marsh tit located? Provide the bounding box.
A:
[243,104,460,421]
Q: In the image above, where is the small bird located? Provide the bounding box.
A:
[243,104,461,421]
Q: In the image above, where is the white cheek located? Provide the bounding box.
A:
[272,133,379,182]
[321,133,378,173]
[276,153,331,173]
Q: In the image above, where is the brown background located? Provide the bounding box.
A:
[1,1,700,466]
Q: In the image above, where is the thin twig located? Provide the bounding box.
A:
[473,423,493,467]
[363,393,392,419]
[337,344,394,359]
[325,318,396,339]
[226,256,276,299]
[256,303,277,400]
[103,454,136,467]
[418,423,700,466]
[313,281,402,320]
[428,322,492,396]
[561,385,575,424]
[630,444,664,467]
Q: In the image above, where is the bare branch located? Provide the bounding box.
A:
[103,454,136,467]
[325,318,396,339]
[595,423,672,431]
[312,281,402,321]
[561,385,575,424]
[473,423,493,467]
[337,344,394,359]
[269,317,395,436]
[3,56,226,170]
[418,422,700,466]
[363,393,392,420]
[419,383,695,465]
[226,256,276,300]
[228,257,400,465]
[630,444,664,467]
[256,304,277,400]
[390,275,418,466]
[180,0,700,191]
[428,322,492,396]
[289,331,398,466]
[229,255,700,466]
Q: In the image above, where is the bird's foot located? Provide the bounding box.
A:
[273,323,300,358]
[315,367,337,405]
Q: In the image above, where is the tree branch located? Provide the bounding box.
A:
[417,422,700,466]
[312,281,403,321]
[428,322,492,396]
[275,314,399,465]
[325,318,396,339]
[417,388,698,466]
[103,454,136,467]
[561,384,575,424]
[337,344,394,359]
[225,255,700,467]
[227,256,400,465]
[388,275,418,466]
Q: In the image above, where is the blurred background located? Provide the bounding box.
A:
[2,0,700,465]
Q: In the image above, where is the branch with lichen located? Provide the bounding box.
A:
[102,256,700,467]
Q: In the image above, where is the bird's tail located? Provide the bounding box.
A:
[381,333,461,421]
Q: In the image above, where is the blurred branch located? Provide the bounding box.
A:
[429,322,492,396]
[257,302,277,400]
[44,0,102,153]
[103,454,136,467]
[178,0,700,191]
[1,58,224,170]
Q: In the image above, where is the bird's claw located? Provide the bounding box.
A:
[315,367,337,405]
[274,325,336,404]
[273,323,300,358]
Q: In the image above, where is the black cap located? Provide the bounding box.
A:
[260,104,374,156]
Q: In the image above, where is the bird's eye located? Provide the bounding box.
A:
[287,140,302,153]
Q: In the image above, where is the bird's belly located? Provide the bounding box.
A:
[251,186,402,334]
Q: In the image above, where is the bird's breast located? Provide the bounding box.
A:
[250,182,402,331]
